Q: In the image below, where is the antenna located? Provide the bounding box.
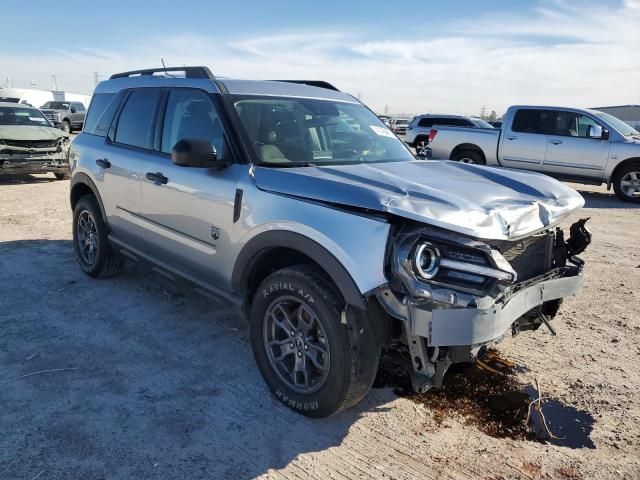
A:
[161,58,175,78]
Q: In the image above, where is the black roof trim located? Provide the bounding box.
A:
[110,66,216,80]
[270,80,340,91]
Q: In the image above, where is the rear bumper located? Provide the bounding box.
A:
[405,266,584,347]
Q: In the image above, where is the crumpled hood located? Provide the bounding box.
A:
[253,160,585,240]
[0,125,68,141]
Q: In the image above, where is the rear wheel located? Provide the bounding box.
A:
[61,120,71,133]
[452,150,485,165]
[73,195,122,278]
[54,173,69,180]
[613,163,640,203]
[250,265,380,417]
[414,137,429,158]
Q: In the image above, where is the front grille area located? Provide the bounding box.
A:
[43,113,57,122]
[4,139,59,149]
[490,233,552,282]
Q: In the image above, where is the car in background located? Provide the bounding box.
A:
[378,115,392,127]
[489,121,502,128]
[0,102,70,178]
[427,105,640,202]
[404,114,494,157]
[40,101,87,133]
[389,117,411,136]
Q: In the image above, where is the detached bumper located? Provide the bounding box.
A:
[409,271,584,347]
[0,154,69,175]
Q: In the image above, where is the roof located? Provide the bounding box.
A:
[0,101,39,109]
[96,65,358,103]
[591,105,640,110]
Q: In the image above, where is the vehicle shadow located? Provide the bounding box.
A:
[0,173,60,185]
[577,189,639,209]
[0,239,396,480]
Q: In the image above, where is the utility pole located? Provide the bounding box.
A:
[480,105,487,119]
[30,80,37,88]
[51,74,58,91]
[94,71,100,86]
[384,104,389,115]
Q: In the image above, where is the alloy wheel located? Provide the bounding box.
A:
[76,210,98,265]
[620,170,640,198]
[263,296,330,394]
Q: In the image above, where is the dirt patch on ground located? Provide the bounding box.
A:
[1,176,639,479]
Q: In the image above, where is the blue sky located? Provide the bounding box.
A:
[1,0,638,115]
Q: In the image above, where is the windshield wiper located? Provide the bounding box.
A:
[262,162,318,168]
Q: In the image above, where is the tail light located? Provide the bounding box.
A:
[428,129,438,142]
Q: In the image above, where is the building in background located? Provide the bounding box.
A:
[0,87,92,109]
[591,105,640,130]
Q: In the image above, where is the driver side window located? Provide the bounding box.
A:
[161,89,226,157]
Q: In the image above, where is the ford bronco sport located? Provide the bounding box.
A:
[69,66,591,417]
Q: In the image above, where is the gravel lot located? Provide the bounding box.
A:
[1,173,639,480]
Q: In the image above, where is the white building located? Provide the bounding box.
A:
[0,87,92,109]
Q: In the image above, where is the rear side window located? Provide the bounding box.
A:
[114,90,161,149]
[511,109,552,134]
[84,93,115,136]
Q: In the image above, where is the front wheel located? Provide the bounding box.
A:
[250,266,380,417]
[613,163,640,203]
[61,120,71,133]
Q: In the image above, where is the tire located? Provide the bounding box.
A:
[612,162,640,203]
[72,195,122,278]
[250,265,380,418]
[61,120,71,133]
[414,137,429,158]
[54,173,69,180]
[452,150,485,165]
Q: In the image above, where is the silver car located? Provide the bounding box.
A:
[69,66,591,417]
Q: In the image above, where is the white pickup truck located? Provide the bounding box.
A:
[427,105,640,202]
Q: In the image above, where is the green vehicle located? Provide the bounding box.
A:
[0,102,70,178]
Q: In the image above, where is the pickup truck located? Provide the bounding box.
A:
[427,105,640,202]
[40,101,87,133]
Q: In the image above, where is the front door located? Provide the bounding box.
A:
[137,87,240,286]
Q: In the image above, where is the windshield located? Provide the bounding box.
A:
[471,118,494,128]
[232,96,415,166]
[593,111,639,137]
[41,101,71,110]
[0,105,50,126]
[394,119,409,125]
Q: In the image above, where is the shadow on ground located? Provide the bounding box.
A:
[0,173,61,185]
[578,189,639,209]
[0,239,395,479]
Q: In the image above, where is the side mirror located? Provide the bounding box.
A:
[587,124,608,140]
[70,107,76,113]
[171,139,226,169]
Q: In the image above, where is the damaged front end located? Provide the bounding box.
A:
[0,137,70,175]
[377,218,591,393]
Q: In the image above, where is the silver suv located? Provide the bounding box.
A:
[405,114,494,157]
[69,66,591,417]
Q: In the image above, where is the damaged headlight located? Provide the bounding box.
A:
[393,227,517,298]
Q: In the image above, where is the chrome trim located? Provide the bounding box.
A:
[439,258,514,281]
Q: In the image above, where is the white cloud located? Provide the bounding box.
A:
[1,0,639,116]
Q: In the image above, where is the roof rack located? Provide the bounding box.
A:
[110,66,215,80]
[271,80,340,92]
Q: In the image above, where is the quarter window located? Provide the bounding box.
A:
[114,90,161,149]
[161,89,226,157]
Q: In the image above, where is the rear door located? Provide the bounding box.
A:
[499,108,549,171]
[543,110,610,179]
[137,87,240,286]
[92,88,163,248]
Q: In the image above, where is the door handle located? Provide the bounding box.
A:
[95,158,111,168]
[146,171,168,184]
[506,135,517,140]
[549,139,563,145]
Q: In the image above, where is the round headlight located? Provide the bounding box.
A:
[413,242,440,280]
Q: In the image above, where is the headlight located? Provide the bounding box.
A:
[413,242,440,280]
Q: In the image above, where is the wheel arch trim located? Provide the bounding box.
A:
[231,230,367,309]
[70,173,109,228]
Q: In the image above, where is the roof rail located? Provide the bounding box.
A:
[110,66,215,80]
[271,80,340,91]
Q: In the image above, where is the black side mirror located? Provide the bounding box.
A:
[171,139,227,169]
[70,107,76,113]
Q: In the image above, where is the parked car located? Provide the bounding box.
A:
[0,102,70,178]
[489,121,503,128]
[427,105,640,202]
[378,115,392,127]
[40,101,87,133]
[69,67,591,417]
[389,117,411,136]
[404,114,494,157]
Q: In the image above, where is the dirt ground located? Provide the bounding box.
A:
[1,173,639,480]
